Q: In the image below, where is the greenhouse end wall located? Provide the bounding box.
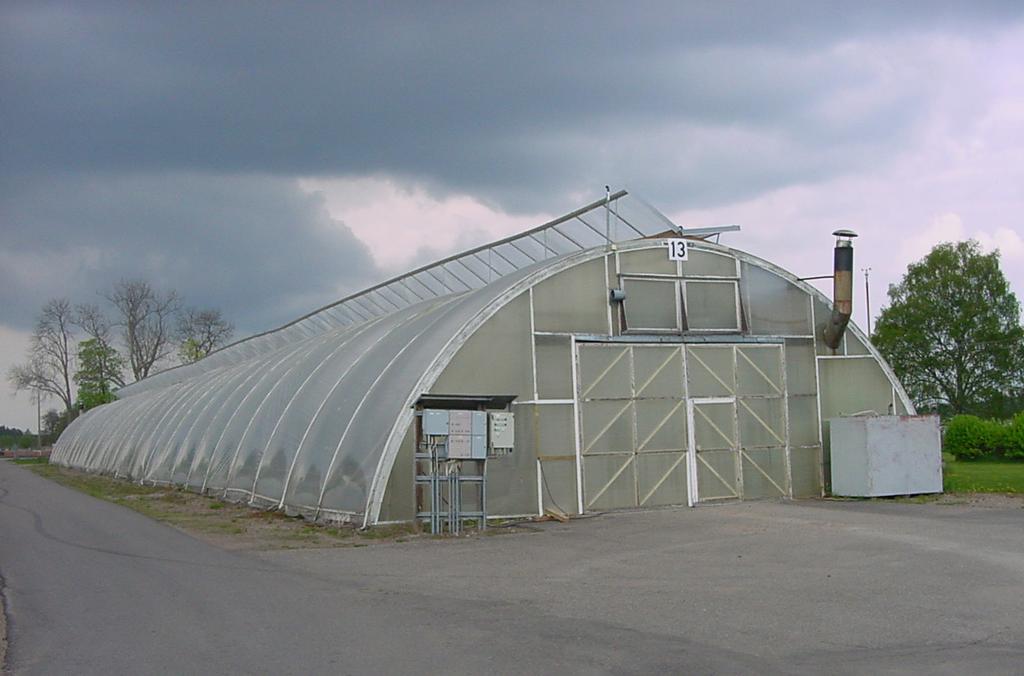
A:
[379,240,913,522]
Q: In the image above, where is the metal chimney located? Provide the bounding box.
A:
[823,229,857,350]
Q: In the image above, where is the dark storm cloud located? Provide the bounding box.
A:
[1,1,1022,334]
[0,173,377,331]
[3,1,1021,208]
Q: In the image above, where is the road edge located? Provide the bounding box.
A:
[0,570,9,675]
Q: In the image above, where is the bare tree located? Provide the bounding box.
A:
[7,298,76,414]
[75,302,114,343]
[107,279,180,381]
[74,303,126,388]
[177,308,234,363]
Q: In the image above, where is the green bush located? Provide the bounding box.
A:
[944,415,990,460]
[945,414,1023,460]
[1007,413,1024,460]
[990,423,1013,457]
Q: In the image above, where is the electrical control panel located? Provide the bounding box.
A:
[422,409,450,436]
[446,410,487,459]
[420,408,513,460]
[488,412,515,456]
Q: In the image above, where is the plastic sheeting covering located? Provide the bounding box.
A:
[53,259,554,521]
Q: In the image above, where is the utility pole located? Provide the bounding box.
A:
[863,267,872,336]
[36,389,42,451]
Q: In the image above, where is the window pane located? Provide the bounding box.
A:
[685,281,738,330]
[623,279,677,330]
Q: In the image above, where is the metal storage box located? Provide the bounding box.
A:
[829,415,942,497]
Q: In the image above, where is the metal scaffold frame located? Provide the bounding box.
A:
[414,433,487,535]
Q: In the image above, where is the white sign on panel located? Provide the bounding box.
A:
[666,239,688,261]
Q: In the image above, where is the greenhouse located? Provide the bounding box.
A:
[52,191,914,527]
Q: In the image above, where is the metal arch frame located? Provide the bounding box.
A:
[50,410,85,464]
[164,363,261,483]
[313,297,467,519]
[137,372,224,481]
[51,397,102,465]
[173,346,319,485]
[76,335,319,481]
[55,395,123,468]
[92,391,169,473]
[140,362,262,480]
[72,391,152,470]
[184,348,308,488]
[220,329,359,497]
[133,377,229,479]
[216,330,354,495]
[274,302,453,510]
[112,384,192,478]
[362,238,915,525]
[247,315,393,501]
[200,336,332,494]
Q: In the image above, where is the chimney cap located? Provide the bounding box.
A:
[832,228,858,238]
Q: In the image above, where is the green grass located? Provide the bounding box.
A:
[25,460,166,500]
[11,457,51,465]
[943,453,1024,494]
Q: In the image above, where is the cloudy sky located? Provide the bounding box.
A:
[2,1,1023,429]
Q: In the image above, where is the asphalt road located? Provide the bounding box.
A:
[2,459,1023,675]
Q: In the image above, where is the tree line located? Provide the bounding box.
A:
[7,279,234,435]
[0,424,38,450]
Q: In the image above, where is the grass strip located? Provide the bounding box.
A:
[943,454,1024,494]
[19,460,422,549]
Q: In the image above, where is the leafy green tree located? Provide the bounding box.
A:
[873,240,1024,416]
[178,337,205,364]
[41,408,72,443]
[74,303,124,384]
[74,338,126,410]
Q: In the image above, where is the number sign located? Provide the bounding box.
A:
[666,239,688,261]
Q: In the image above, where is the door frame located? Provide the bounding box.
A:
[686,395,739,506]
